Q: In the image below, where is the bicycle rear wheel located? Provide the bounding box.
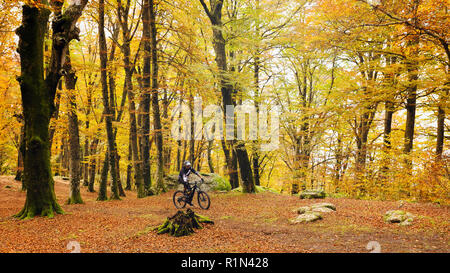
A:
[197,191,210,210]
[173,190,187,209]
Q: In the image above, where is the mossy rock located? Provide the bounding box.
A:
[299,190,326,199]
[211,175,231,191]
[311,207,335,213]
[294,203,336,214]
[311,203,336,211]
[384,210,414,225]
[290,211,322,223]
[293,206,312,214]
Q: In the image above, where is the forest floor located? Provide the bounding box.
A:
[0,175,448,253]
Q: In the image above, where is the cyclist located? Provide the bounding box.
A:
[178,161,204,202]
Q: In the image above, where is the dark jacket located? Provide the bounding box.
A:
[178,167,199,183]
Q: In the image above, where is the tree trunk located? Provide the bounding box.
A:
[48,84,61,150]
[88,137,99,192]
[114,148,126,197]
[15,0,88,219]
[119,20,146,197]
[436,92,446,159]
[403,72,417,170]
[65,51,83,204]
[99,0,120,200]
[97,151,109,201]
[382,100,394,174]
[200,0,255,192]
[221,139,238,188]
[83,120,89,186]
[141,0,153,195]
[207,140,214,173]
[15,125,25,185]
[403,33,419,172]
[125,140,132,190]
[149,0,165,192]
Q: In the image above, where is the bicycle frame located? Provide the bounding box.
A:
[185,180,201,202]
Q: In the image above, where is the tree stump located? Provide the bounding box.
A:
[156,209,214,237]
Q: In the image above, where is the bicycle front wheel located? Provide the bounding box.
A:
[197,191,210,210]
[173,190,187,209]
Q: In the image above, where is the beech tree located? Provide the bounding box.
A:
[15,0,88,219]
[199,0,255,193]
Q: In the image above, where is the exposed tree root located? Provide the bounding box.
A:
[14,201,64,220]
[67,194,84,204]
[156,209,214,237]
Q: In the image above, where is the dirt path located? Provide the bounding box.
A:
[0,176,448,253]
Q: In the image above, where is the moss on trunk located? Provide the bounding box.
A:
[15,5,63,220]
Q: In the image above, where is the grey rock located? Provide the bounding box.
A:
[311,203,336,211]
[290,211,322,223]
[311,207,335,213]
[293,206,312,214]
[299,190,326,199]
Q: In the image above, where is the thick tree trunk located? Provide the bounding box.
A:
[200,0,255,192]
[65,51,83,204]
[15,0,89,219]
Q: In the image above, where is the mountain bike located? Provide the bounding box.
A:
[173,179,210,210]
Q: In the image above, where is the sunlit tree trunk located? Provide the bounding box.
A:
[99,0,120,200]
[199,0,255,193]
[65,51,83,204]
